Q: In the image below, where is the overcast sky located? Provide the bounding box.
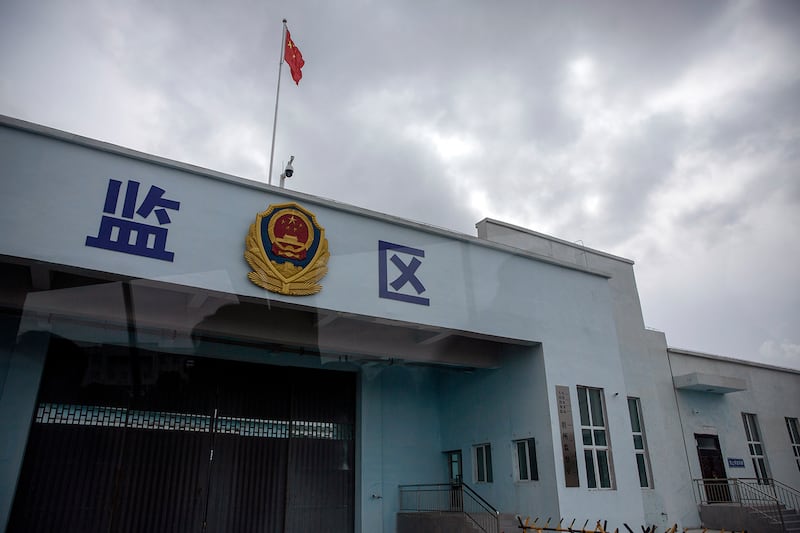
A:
[1,0,798,369]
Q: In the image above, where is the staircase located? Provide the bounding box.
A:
[398,483,501,533]
[761,506,800,533]
[397,511,486,533]
[694,478,800,533]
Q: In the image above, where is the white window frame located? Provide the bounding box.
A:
[513,438,538,482]
[577,386,614,489]
[627,397,653,488]
[786,417,800,473]
[742,412,770,484]
[474,443,493,483]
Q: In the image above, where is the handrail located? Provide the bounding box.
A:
[737,480,785,529]
[771,477,800,497]
[399,482,499,533]
[462,482,500,516]
[399,483,454,513]
[741,478,800,515]
[461,482,500,533]
[693,477,799,532]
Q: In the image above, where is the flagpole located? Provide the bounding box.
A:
[267,19,288,185]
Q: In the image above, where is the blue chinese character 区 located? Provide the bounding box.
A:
[378,240,430,306]
[86,179,180,261]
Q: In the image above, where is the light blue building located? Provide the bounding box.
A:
[1,115,798,533]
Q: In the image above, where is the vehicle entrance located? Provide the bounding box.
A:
[9,337,355,532]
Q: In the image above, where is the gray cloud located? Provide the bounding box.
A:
[1,0,798,368]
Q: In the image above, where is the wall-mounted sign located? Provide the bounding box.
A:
[378,240,429,306]
[556,385,580,487]
[86,179,181,261]
[727,458,746,468]
[245,202,329,295]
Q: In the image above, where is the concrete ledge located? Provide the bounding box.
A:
[673,372,747,394]
[699,503,781,533]
[397,512,480,533]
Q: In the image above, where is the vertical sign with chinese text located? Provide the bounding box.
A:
[556,385,580,487]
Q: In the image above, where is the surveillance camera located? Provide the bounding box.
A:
[283,155,295,179]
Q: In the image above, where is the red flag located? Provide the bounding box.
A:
[284,29,305,85]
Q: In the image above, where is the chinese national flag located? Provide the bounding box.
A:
[284,29,305,85]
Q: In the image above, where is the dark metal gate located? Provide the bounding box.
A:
[8,337,355,532]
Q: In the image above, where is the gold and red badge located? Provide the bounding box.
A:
[245,202,329,295]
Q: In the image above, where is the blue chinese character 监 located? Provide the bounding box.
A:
[85,179,180,261]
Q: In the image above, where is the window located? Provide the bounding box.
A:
[627,398,653,488]
[474,443,493,483]
[742,413,770,483]
[786,417,800,473]
[578,386,614,489]
[514,438,539,481]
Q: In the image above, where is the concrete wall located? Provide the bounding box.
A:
[476,218,651,527]
[635,331,699,528]
[438,346,559,521]
[0,118,609,347]
[9,117,796,533]
[540,322,646,527]
[476,219,709,527]
[475,218,800,528]
[669,349,800,491]
[397,512,482,533]
[0,118,638,529]
[359,365,445,533]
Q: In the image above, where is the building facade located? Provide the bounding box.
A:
[0,115,798,532]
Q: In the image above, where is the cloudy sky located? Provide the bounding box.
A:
[1,0,798,369]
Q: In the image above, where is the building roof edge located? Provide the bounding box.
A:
[1,114,612,280]
[667,346,800,375]
[476,217,636,265]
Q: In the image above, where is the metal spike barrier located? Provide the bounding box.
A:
[514,516,748,533]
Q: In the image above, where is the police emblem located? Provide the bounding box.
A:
[244,202,329,295]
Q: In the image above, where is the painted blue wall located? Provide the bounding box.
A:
[358,365,444,533]
[0,118,649,529]
[0,120,609,346]
[439,345,560,520]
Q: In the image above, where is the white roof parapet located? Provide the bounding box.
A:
[476,217,635,265]
[668,346,800,375]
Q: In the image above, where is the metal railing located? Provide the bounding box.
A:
[462,482,501,533]
[516,516,748,533]
[740,478,800,515]
[399,482,499,533]
[693,477,800,532]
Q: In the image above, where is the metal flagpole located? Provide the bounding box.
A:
[267,19,288,185]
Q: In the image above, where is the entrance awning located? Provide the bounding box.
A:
[673,372,747,394]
